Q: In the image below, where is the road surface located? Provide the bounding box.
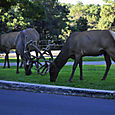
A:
[0,89,115,115]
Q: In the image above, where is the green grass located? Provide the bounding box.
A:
[0,57,20,63]
[68,56,105,61]
[0,65,115,90]
[0,56,105,63]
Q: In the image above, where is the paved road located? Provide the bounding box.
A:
[0,89,115,115]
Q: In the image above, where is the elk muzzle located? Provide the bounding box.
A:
[24,62,32,75]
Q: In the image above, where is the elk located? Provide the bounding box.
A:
[0,32,19,68]
[15,28,40,75]
[50,30,115,82]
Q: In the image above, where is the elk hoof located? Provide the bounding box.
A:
[80,78,83,80]
[16,71,19,74]
[101,79,105,81]
[68,80,72,82]
[50,80,56,82]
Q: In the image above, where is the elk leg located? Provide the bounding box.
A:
[20,60,23,68]
[68,56,81,82]
[68,61,77,82]
[79,58,83,80]
[35,51,40,73]
[102,53,111,80]
[3,53,10,68]
[16,53,19,74]
[3,54,7,68]
[7,53,10,68]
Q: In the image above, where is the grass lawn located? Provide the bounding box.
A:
[69,56,105,62]
[0,56,105,63]
[0,64,115,90]
[0,57,20,63]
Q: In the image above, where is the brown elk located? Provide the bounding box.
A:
[50,30,115,82]
[0,32,19,68]
[15,28,40,75]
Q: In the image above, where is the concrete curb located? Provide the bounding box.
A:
[0,80,115,98]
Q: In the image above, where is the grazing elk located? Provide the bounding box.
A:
[68,32,111,82]
[15,28,40,75]
[0,32,19,68]
[50,30,115,82]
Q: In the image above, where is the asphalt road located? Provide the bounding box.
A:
[0,89,115,115]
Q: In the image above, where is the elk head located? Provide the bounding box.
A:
[23,50,32,75]
[23,40,33,75]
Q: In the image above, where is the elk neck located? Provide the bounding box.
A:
[54,45,69,71]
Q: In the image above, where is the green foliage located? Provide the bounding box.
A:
[97,4,115,30]
[0,0,115,43]
[83,4,101,29]
[68,1,115,31]
[0,0,17,11]
[103,0,115,3]
[70,17,89,32]
[0,65,115,90]
[69,3,101,30]
[0,3,31,33]
[19,0,45,20]
[69,2,84,20]
[39,0,70,41]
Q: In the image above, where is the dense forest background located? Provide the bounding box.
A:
[0,0,115,46]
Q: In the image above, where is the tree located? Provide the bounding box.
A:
[39,0,70,42]
[69,2,84,20]
[0,0,45,33]
[83,4,101,29]
[103,0,115,3]
[68,2,101,30]
[97,3,115,30]
[0,4,31,33]
[70,17,89,32]
[0,0,17,11]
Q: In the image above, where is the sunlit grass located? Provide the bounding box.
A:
[0,65,115,90]
[0,56,105,63]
